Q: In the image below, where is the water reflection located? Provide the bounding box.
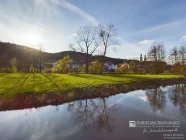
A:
[168,84,186,115]
[0,84,186,140]
[68,98,116,132]
[146,87,166,112]
[68,99,96,128]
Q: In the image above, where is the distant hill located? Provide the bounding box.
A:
[0,41,138,71]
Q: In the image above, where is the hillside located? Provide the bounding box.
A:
[0,41,138,71]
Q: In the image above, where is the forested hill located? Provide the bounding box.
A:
[0,41,137,70]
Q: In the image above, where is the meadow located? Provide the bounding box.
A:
[0,73,183,98]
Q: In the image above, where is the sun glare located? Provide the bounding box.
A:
[22,31,42,45]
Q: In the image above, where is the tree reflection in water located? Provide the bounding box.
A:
[68,97,117,132]
[146,87,166,112]
[96,98,116,132]
[66,84,186,132]
[68,99,96,128]
[168,84,186,115]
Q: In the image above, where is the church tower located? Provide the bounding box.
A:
[140,54,143,62]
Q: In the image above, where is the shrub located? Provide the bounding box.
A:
[89,59,102,73]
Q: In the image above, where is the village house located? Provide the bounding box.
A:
[103,62,117,72]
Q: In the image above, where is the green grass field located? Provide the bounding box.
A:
[0,73,183,98]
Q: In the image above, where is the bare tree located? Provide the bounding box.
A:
[38,44,44,73]
[157,42,165,61]
[69,44,76,52]
[179,45,186,65]
[96,24,117,73]
[70,25,98,73]
[148,42,165,62]
[170,46,179,64]
[148,43,157,62]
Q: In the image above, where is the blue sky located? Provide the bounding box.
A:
[0,0,186,59]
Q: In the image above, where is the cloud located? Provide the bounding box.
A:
[138,40,154,45]
[107,37,146,59]
[71,33,78,36]
[52,0,99,25]
[0,0,145,58]
[138,95,147,102]
[0,0,84,52]
[32,0,99,25]
[133,20,185,35]
[180,35,186,41]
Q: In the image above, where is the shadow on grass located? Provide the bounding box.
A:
[2,74,30,96]
[42,73,62,91]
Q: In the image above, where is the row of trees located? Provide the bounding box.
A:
[147,41,186,65]
[169,46,186,65]
[0,56,41,73]
[146,41,186,74]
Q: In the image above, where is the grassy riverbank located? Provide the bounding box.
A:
[0,73,183,98]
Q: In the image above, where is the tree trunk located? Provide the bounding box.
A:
[100,47,107,74]
[86,48,89,74]
[100,60,104,74]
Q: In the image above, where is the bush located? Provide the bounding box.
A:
[52,55,72,73]
[136,68,146,73]
[10,57,17,73]
[115,66,127,73]
[89,59,102,73]
[146,62,165,74]
[43,68,53,73]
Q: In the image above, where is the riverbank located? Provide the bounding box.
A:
[0,73,184,111]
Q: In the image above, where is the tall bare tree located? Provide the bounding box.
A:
[96,24,117,73]
[38,44,44,73]
[148,42,165,62]
[157,42,165,61]
[170,46,179,64]
[70,25,98,73]
[179,45,186,65]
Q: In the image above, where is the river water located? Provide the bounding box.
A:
[0,84,186,140]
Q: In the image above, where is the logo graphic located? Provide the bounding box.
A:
[129,121,136,127]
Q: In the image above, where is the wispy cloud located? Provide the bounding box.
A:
[71,33,78,36]
[109,37,145,59]
[34,0,60,18]
[54,1,146,58]
[0,0,147,58]
[133,20,185,35]
[51,0,99,25]
[180,35,186,41]
[138,40,154,45]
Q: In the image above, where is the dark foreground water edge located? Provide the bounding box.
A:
[0,83,186,140]
[0,78,185,111]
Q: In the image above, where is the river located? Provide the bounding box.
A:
[0,84,185,140]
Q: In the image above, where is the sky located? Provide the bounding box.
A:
[0,0,186,59]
